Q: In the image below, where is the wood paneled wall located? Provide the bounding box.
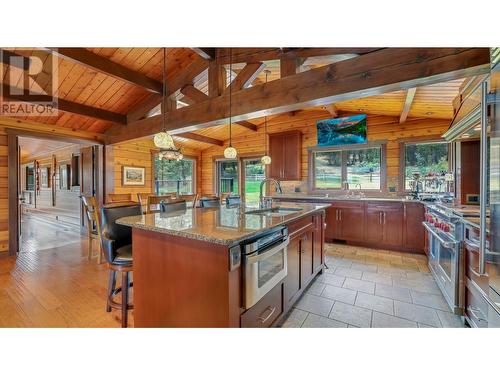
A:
[111,139,202,201]
[200,110,450,195]
[0,128,8,253]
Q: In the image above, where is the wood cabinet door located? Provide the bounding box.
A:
[365,206,383,243]
[283,132,301,180]
[284,234,301,310]
[312,213,324,273]
[300,229,314,288]
[324,206,337,241]
[382,206,404,247]
[403,202,425,251]
[339,206,365,241]
[268,135,284,179]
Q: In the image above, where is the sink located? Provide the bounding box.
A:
[245,207,302,217]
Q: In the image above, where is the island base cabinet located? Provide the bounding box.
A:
[283,213,323,312]
[241,283,283,328]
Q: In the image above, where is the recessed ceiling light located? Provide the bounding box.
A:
[474,126,481,131]
[462,134,471,138]
[425,112,433,115]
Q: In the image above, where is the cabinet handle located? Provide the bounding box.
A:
[257,306,277,323]
[335,209,338,221]
[339,210,342,221]
[379,212,382,224]
[383,212,386,225]
[467,306,486,322]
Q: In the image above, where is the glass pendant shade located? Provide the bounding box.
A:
[261,155,272,165]
[224,146,237,159]
[154,131,175,149]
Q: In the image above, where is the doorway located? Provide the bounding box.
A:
[8,132,103,255]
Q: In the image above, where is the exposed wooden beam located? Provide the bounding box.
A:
[48,48,163,93]
[180,84,209,102]
[1,83,127,124]
[216,48,381,65]
[280,57,300,77]
[191,48,216,60]
[175,131,223,146]
[228,62,266,90]
[126,57,209,122]
[208,61,226,98]
[0,117,105,144]
[106,48,490,144]
[234,120,257,132]
[399,87,417,123]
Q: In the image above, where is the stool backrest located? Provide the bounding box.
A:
[81,195,101,237]
[137,193,153,213]
[178,193,199,208]
[108,193,132,203]
[99,204,142,263]
[146,194,175,213]
[199,197,221,208]
[226,195,241,206]
[160,199,187,213]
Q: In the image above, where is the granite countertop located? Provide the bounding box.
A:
[272,193,415,203]
[116,202,330,246]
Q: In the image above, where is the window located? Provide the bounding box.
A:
[216,160,238,194]
[311,145,384,191]
[153,155,195,195]
[403,141,449,190]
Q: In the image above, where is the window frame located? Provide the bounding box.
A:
[308,142,387,194]
[399,138,452,193]
[151,152,197,195]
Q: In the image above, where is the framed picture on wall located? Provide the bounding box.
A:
[122,166,146,186]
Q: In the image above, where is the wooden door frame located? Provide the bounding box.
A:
[6,128,103,256]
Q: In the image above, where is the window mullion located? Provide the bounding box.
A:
[341,150,348,190]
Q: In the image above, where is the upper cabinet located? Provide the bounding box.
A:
[268,130,302,181]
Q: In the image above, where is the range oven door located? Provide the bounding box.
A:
[244,236,289,309]
[423,222,462,313]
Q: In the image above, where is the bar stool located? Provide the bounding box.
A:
[81,195,103,263]
[108,193,133,203]
[100,204,142,328]
[160,198,187,213]
[137,193,153,213]
[199,197,221,208]
[146,194,175,213]
[178,193,199,208]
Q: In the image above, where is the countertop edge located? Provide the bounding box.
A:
[117,204,330,246]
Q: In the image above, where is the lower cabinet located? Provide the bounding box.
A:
[240,283,283,328]
[284,212,323,312]
[277,197,425,253]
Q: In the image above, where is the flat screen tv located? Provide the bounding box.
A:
[316,114,367,146]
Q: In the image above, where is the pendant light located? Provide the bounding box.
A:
[223,48,237,159]
[154,48,183,161]
[261,70,272,165]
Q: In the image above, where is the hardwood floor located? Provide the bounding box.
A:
[0,236,131,328]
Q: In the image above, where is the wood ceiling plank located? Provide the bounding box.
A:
[48,48,163,93]
[192,48,216,60]
[106,48,490,144]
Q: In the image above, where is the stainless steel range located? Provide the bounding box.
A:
[423,204,465,314]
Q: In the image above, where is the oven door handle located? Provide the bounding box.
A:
[464,238,480,252]
[422,222,458,249]
[245,237,289,264]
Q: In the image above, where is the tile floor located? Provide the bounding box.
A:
[281,243,465,328]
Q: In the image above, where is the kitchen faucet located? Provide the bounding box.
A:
[259,178,283,208]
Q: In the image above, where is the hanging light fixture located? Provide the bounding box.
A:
[223,48,237,159]
[154,48,183,161]
[261,69,272,165]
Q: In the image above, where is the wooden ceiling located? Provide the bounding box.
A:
[19,137,75,161]
[0,48,478,151]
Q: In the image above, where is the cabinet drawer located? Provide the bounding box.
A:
[241,283,283,328]
[464,242,489,292]
[465,279,489,328]
[287,215,314,237]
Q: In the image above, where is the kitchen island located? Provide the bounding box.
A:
[117,202,328,327]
